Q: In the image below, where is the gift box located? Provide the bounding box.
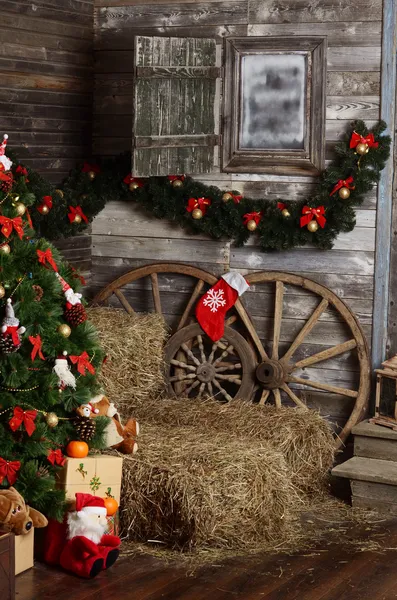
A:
[56,455,122,504]
[15,530,34,575]
[105,511,120,536]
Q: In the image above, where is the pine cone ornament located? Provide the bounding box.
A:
[0,333,20,354]
[65,302,87,327]
[73,415,96,441]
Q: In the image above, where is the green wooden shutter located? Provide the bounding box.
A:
[132,36,220,177]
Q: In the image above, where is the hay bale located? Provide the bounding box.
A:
[120,424,300,551]
[129,398,335,495]
[86,307,168,416]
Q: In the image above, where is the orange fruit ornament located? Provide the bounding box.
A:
[104,496,119,516]
[66,440,89,458]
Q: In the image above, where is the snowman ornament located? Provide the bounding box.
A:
[0,299,26,353]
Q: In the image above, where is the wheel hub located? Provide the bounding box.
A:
[196,362,216,383]
[256,359,285,389]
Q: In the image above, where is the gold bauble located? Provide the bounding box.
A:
[41,204,49,214]
[14,202,26,216]
[0,285,5,299]
[246,219,257,231]
[46,412,59,428]
[338,187,351,200]
[281,208,291,217]
[356,142,369,156]
[172,179,183,189]
[307,220,319,233]
[192,208,203,220]
[73,214,82,224]
[0,244,11,255]
[129,182,139,191]
[12,195,20,203]
[55,189,64,198]
[222,192,233,203]
[88,170,96,181]
[58,323,71,338]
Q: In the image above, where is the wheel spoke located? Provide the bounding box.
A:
[213,379,233,402]
[196,335,206,363]
[287,375,358,398]
[183,379,201,396]
[281,298,329,362]
[170,359,196,371]
[207,381,214,397]
[235,298,268,360]
[213,345,235,366]
[216,374,242,384]
[215,363,242,372]
[272,281,284,360]
[113,289,135,315]
[181,343,201,366]
[169,373,197,382]
[150,273,162,315]
[225,315,237,326]
[259,389,270,405]
[280,383,308,409]
[273,388,282,408]
[197,382,206,398]
[208,341,220,363]
[292,339,357,370]
[177,279,205,330]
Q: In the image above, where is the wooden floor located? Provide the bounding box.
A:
[16,520,397,600]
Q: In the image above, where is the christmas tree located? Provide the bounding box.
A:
[0,135,108,520]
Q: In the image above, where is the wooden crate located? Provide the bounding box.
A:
[0,533,15,600]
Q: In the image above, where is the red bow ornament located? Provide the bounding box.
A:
[9,407,37,437]
[29,335,45,361]
[0,171,12,185]
[330,176,355,196]
[37,248,58,272]
[300,206,326,229]
[123,174,144,187]
[0,457,21,485]
[82,163,100,174]
[68,205,88,224]
[69,351,95,376]
[243,211,263,226]
[15,165,29,182]
[277,202,287,211]
[230,193,243,204]
[47,448,66,467]
[0,216,24,240]
[168,175,185,183]
[187,197,212,215]
[37,195,53,214]
[350,131,378,150]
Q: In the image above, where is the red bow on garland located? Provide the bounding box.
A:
[69,351,95,376]
[68,205,88,224]
[37,196,53,214]
[37,248,58,272]
[330,176,355,196]
[243,211,263,226]
[229,193,243,204]
[0,216,24,240]
[5,326,21,346]
[9,407,37,437]
[350,131,379,150]
[15,165,29,182]
[70,266,86,286]
[123,174,144,187]
[277,202,287,211]
[82,163,100,174]
[168,175,185,183]
[25,208,33,229]
[0,457,21,485]
[47,448,66,467]
[300,206,326,229]
[187,197,212,215]
[29,335,45,361]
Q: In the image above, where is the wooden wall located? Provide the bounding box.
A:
[91,0,384,430]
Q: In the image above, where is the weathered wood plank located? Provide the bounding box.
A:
[1,116,91,133]
[248,0,382,24]
[0,88,91,108]
[0,72,92,93]
[0,57,92,79]
[1,12,93,40]
[326,72,380,96]
[1,1,93,27]
[326,96,379,120]
[327,47,381,72]
[0,26,93,53]
[0,42,92,68]
[0,102,91,121]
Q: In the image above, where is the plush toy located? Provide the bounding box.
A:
[58,493,120,578]
[0,487,48,535]
[89,394,139,454]
[55,272,87,327]
[0,299,26,354]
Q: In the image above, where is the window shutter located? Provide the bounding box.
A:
[132,36,220,177]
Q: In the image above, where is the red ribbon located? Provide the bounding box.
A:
[9,407,37,437]
[68,205,88,224]
[0,457,21,485]
[15,165,29,182]
[37,248,58,272]
[0,171,12,184]
[25,208,33,229]
[123,174,144,187]
[29,335,45,361]
[277,202,287,211]
[0,216,24,240]
[168,175,185,183]
[350,131,378,150]
[243,212,263,226]
[82,163,100,174]
[230,193,243,204]
[300,206,326,229]
[4,326,21,346]
[37,196,53,214]
[69,351,95,376]
[330,176,355,196]
[47,449,66,467]
[71,266,86,286]
[187,197,212,215]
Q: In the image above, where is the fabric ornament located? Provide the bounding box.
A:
[55,272,87,327]
[37,248,58,272]
[0,299,26,353]
[53,352,76,389]
[47,449,66,467]
[69,352,95,376]
[37,196,53,214]
[330,176,355,196]
[349,131,379,150]
[68,206,88,224]
[243,211,262,227]
[300,206,326,229]
[0,457,21,485]
[29,334,45,361]
[196,272,249,342]
[9,407,37,437]
[0,216,24,240]
[186,197,211,216]
[82,163,100,175]
[0,134,12,172]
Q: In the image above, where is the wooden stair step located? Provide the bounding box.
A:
[352,420,397,440]
[332,456,397,485]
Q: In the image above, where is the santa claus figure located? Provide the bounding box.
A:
[0,298,26,354]
[55,272,87,327]
[58,493,121,578]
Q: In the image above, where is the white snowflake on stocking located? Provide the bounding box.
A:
[203,288,227,313]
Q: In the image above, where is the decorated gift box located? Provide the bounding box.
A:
[56,455,122,503]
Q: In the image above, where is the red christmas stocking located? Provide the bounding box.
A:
[196,273,249,342]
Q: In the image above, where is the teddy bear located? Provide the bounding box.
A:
[0,487,48,535]
[87,394,139,454]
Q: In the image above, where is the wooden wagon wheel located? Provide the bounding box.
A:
[242,272,370,447]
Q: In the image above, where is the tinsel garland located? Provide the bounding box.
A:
[8,120,391,251]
